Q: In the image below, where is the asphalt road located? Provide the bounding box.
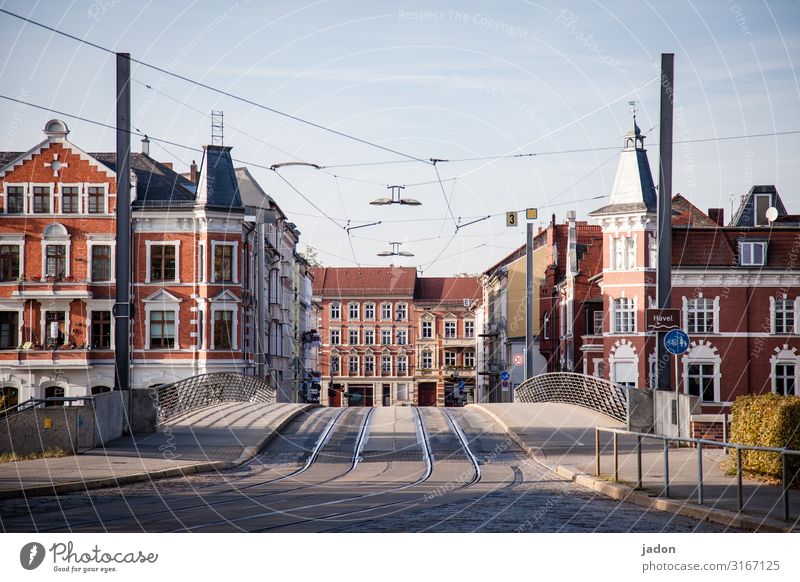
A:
[0,406,736,533]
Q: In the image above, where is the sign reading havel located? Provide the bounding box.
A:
[646,308,681,331]
[506,211,518,227]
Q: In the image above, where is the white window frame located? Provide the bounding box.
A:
[41,307,70,349]
[381,302,392,321]
[396,328,407,345]
[348,328,359,345]
[613,237,624,270]
[330,354,340,375]
[86,300,115,350]
[41,224,71,280]
[396,303,407,321]
[31,183,53,215]
[364,354,375,374]
[329,328,341,345]
[464,350,475,368]
[0,236,24,281]
[211,240,238,283]
[444,350,456,367]
[143,294,182,350]
[330,302,341,320]
[197,241,206,283]
[85,183,109,214]
[348,302,360,321]
[381,328,392,345]
[58,183,82,214]
[145,240,180,284]
[364,303,375,320]
[770,296,798,335]
[381,354,392,374]
[210,302,238,350]
[421,349,432,369]
[612,297,636,334]
[444,319,457,339]
[754,193,771,226]
[421,318,433,339]
[739,241,766,266]
[2,183,27,214]
[626,237,636,269]
[773,362,797,396]
[683,296,717,334]
[682,345,721,403]
[86,239,116,283]
[348,355,359,374]
[0,306,24,349]
[397,355,408,374]
[364,328,375,345]
[464,320,475,339]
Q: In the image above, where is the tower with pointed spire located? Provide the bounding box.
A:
[589,109,659,390]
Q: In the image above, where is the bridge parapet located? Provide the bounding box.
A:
[156,373,275,425]
[515,372,628,423]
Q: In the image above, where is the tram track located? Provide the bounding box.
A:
[26,407,373,533]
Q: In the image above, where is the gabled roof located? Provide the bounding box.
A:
[414,276,481,304]
[311,266,417,297]
[142,289,182,303]
[235,166,278,212]
[671,194,718,227]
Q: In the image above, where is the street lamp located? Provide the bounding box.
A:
[377,242,414,257]
[370,185,421,206]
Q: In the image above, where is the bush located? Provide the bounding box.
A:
[729,393,800,487]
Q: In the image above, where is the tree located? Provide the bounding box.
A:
[299,246,322,267]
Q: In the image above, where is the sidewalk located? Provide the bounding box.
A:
[0,401,314,499]
[473,402,800,533]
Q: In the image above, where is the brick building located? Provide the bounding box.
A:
[312,267,481,406]
[539,116,800,430]
[0,119,263,406]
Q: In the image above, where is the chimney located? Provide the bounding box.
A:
[162,162,173,170]
[141,135,150,156]
[708,208,724,226]
[190,160,198,183]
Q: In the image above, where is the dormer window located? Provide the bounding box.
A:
[739,241,766,266]
[754,193,771,226]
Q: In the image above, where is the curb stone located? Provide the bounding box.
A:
[0,404,317,501]
[469,403,795,533]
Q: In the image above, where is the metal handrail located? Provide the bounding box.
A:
[156,372,276,425]
[515,372,628,422]
[595,426,800,522]
[0,396,95,419]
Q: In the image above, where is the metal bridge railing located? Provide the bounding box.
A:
[515,372,628,422]
[156,373,276,425]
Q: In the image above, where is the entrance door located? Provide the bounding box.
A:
[329,387,342,407]
[418,382,437,407]
[382,384,391,407]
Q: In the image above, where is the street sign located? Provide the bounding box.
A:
[646,308,681,331]
[525,208,538,220]
[506,211,518,227]
[457,380,465,390]
[513,353,524,366]
[664,329,690,355]
[500,371,510,381]
[501,380,510,391]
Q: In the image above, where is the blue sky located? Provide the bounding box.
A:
[1,0,798,274]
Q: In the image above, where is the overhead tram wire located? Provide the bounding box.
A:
[0,8,432,166]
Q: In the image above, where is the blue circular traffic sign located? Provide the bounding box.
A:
[664,329,690,355]
[500,371,510,381]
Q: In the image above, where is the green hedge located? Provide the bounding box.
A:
[730,393,800,486]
